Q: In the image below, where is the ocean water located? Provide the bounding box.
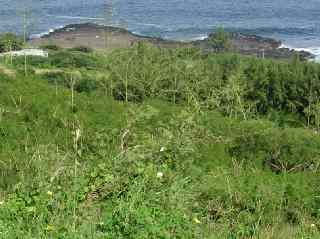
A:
[1,0,320,56]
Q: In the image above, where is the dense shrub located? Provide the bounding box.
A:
[101,45,320,125]
[229,120,320,172]
[0,71,12,81]
[12,56,50,68]
[40,44,61,51]
[50,51,98,69]
[69,46,93,53]
[112,82,145,102]
[208,27,232,52]
[74,77,98,93]
[43,71,97,93]
[0,33,23,53]
[25,44,320,126]
[1,64,320,237]
[43,71,67,85]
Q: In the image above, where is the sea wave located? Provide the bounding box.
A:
[133,22,167,28]
[29,25,65,39]
[190,34,208,41]
[167,34,208,42]
[46,15,105,21]
[280,44,320,60]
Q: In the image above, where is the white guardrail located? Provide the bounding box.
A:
[0,49,49,57]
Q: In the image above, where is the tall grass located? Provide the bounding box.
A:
[0,45,320,238]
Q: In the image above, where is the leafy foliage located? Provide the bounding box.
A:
[1,45,320,238]
[229,120,320,172]
[40,44,62,51]
[69,46,94,53]
[208,27,232,52]
[0,33,23,53]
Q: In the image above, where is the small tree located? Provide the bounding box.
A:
[0,33,23,53]
[310,102,320,130]
[209,27,231,52]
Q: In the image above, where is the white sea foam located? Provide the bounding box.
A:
[29,25,65,39]
[132,22,174,32]
[172,34,208,42]
[134,23,164,28]
[46,15,105,21]
[190,34,208,41]
[280,43,320,61]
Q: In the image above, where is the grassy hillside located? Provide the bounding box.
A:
[0,44,320,238]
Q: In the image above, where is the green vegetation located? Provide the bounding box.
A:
[0,43,320,238]
[209,28,232,52]
[0,33,23,53]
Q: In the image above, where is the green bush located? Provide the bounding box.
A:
[12,56,50,68]
[43,71,97,93]
[2,44,320,238]
[69,46,93,53]
[208,27,232,52]
[0,33,23,53]
[27,44,320,126]
[229,120,320,172]
[74,77,98,93]
[50,51,98,69]
[40,44,61,51]
[0,71,12,81]
[112,82,145,103]
[43,71,67,85]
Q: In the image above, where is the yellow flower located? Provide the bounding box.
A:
[47,191,53,197]
[311,223,316,228]
[46,225,54,231]
[0,201,4,205]
[193,217,201,224]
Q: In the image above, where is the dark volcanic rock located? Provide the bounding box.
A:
[229,32,281,51]
[29,23,314,61]
[194,32,314,60]
[29,23,190,50]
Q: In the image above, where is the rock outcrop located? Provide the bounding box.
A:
[28,23,314,60]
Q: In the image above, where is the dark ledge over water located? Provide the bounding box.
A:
[29,23,314,60]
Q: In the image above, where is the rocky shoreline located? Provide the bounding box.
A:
[195,32,314,60]
[28,23,314,61]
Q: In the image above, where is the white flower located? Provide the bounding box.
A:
[311,223,316,228]
[0,201,4,205]
[160,147,166,152]
[75,128,81,142]
[156,172,164,178]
